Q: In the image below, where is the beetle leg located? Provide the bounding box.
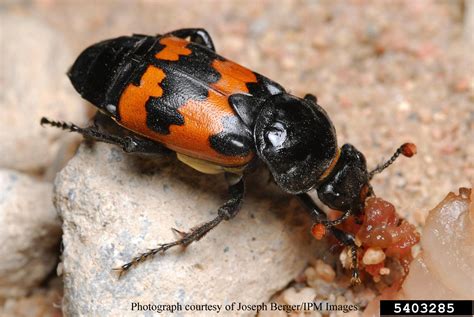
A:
[330,227,361,285]
[40,117,169,155]
[114,176,245,278]
[165,28,216,52]
[297,193,360,284]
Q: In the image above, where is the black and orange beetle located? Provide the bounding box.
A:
[41,28,416,283]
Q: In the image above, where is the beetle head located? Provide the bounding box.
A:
[68,35,156,119]
[317,144,369,215]
[254,94,338,194]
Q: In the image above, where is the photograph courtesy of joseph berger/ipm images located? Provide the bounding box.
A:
[0,0,473,316]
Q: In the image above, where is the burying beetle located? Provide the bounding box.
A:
[41,28,416,284]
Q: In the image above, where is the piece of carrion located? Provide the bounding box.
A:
[333,196,420,286]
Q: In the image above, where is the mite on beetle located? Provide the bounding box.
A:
[41,28,416,284]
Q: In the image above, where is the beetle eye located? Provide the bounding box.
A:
[265,122,287,149]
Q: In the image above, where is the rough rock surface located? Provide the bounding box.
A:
[1,276,63,317]
[0,169,61,298]
[54,142,322,316]
[0,14,87,174]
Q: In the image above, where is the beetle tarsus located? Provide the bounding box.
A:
[40,117,79,132]
[115,215,227,277]
[41,117,170,155]
[351,272,361,285]
[349,244,361,285]
[114,178,245,278]
[333,229,361,285]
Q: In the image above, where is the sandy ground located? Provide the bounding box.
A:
[1,0,473,316]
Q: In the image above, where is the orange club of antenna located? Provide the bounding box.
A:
[401,143,417,157]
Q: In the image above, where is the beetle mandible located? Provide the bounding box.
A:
[41,28,416,283]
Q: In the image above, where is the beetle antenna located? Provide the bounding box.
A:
[369,143,417,180]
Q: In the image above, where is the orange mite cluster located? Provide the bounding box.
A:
[356,197,420,283]
[313,197,420,286]
[311,223,326,240]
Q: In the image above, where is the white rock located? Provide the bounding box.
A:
[55,142,324,316]
[314,260,336,283]
[0,14,87,174]
[0,169,61,298]
[362,248,385,266]
[282,287,317,306]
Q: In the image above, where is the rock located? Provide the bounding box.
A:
[281,287,317,306]
[0,169,61,298]
[0,14,88,174]
[1,276,62,317]
[54,142,323,316]
[314,259,336,283]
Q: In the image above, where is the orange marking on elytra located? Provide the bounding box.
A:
[211,59,257,95]
[166,97,233,163]
[118,65,165,134]
[117,53,259,167]
[155,37,192,61]
[162,59,258,165]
